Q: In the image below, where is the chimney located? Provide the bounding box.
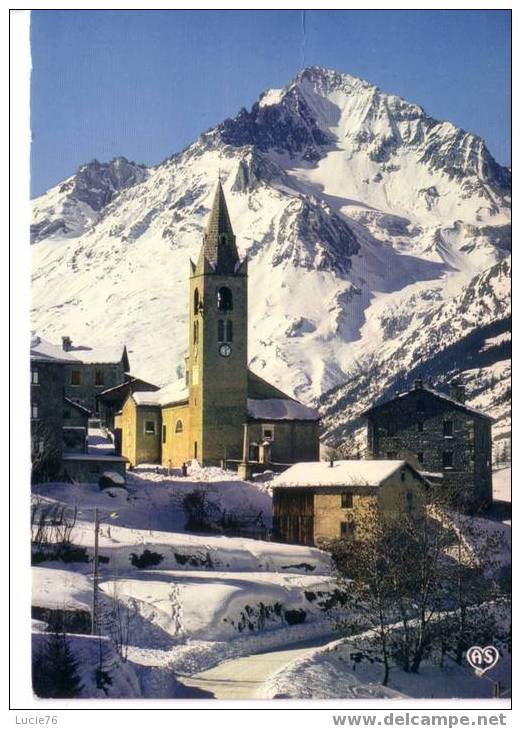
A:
[451,382,466,403]
[414,378,423,390]
[62,336,72,351]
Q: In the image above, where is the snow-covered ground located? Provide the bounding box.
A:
[259,631,511,700]
[32,461,337,697]
[31,441,511,700]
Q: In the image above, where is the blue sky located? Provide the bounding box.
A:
[30,9,511,197]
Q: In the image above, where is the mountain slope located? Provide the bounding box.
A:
[30,67,511,446]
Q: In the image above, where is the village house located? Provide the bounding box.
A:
[30,336,77,472]
[30,335,129,481]
[117,182,320,470]
[62,397,90,454]
[272,459,430,546]
[60,336,130,416]
[96,375,159,433]
[362,379,493,510]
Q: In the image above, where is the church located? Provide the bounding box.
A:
[116,183,320,471]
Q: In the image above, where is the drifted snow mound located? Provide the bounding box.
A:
[259,627,511,700]
[99,569,334,645]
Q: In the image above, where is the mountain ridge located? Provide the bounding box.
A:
[30,66,511,451]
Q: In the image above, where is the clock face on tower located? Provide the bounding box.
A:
[219,343,232,358]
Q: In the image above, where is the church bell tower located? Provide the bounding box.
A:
[188,182,248,465]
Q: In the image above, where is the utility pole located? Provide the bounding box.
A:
[91,507,100,635]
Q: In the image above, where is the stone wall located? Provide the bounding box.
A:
[64,361,126,413]
[246,420,320,464]
[367,387,492,507]
[31,361,64,461]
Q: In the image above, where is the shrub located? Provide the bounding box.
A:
[182,489,221,531]
[284,609,307,625]
[130,549,164,569]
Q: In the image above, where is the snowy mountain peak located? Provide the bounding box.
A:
[31,68,510,448]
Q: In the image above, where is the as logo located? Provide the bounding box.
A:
[466,646,500,676]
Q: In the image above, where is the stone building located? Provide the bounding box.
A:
[362,379,493,510]
[61,337,129,415]
[30,336,74,473]
[118,182,320,469]
[96,375,159,432]
[272,459,429,546]
[62,397,90,453]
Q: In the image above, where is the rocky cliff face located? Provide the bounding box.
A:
[31,67,511,449]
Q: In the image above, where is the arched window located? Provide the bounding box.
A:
[193,288,200,314]
[175,420,183,433]
[217,320,225,342]
[217,286,233,311]
[226,320,233,342]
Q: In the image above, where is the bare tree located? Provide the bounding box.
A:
[31,496,79,560]
[326,487,510,684]
[100,580,137,663]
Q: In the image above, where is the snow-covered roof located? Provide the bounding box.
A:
[30,335,127,366]
[272,459,414,488]
[132,379,189,407]
[66,344,127,365]
[247,397,319,422]
[363,385,494,422]
[30,335,79,363]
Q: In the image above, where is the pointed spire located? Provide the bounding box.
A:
[197,182,239,274]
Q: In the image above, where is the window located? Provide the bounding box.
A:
[417,452,424,465]
[95,370,104,387]
[217,286,233,311]
[220,234,227,246]
[417,421,424,432]
[193,320,199,345]
[144,420,156,435]
[193,288,200,314]
[70,370,81,386]
[63,409,71,420]
[406,490,414,512]
[340,521,350,538]
[387,451,397,459]
[443,420,453,437]
[218,319,233,343]
[162,425,167,444]
[442,451,454,469]
[341,493,353,509]
[175,420,183,433]
[262,425,274,441]
[400,470,406,482]
[249,443,259,462]
[194,441,198,459]
[31,404,39,420]
[31,368,39,385]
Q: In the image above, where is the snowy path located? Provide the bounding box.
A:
[176,635,333,699]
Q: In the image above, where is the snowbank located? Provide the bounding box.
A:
[260,629,511,700]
